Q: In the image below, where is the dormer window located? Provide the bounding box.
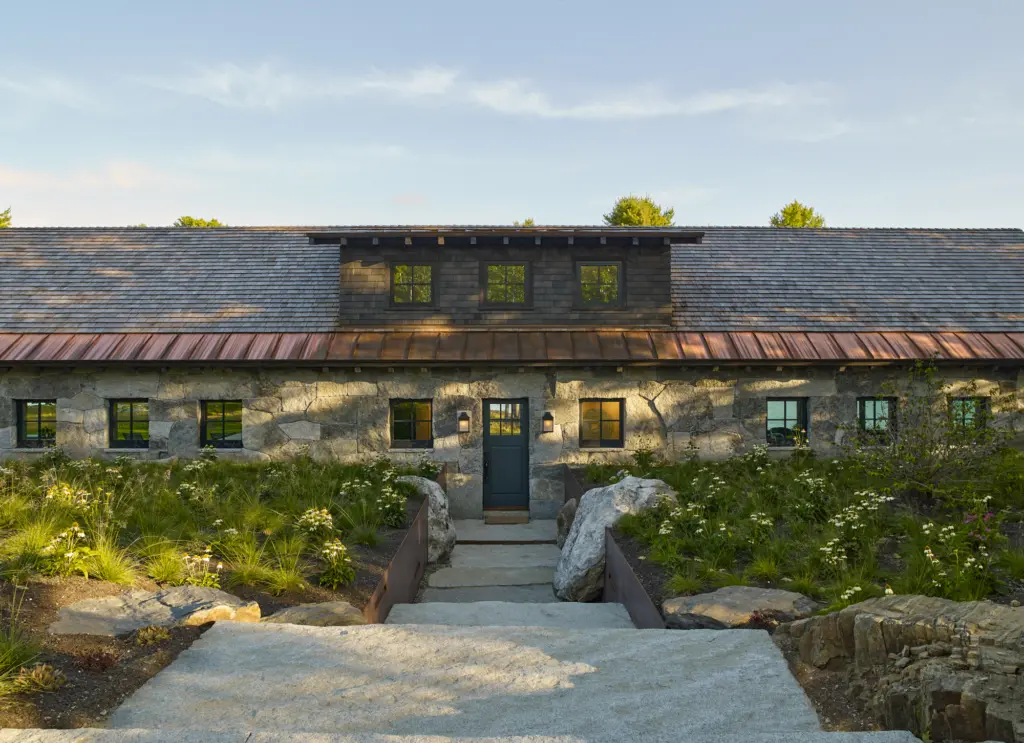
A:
[483,263,529,306]
[577,261,622,307]
[391,264,434,306]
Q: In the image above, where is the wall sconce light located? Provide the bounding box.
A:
[542,411,555,434]
[457,411,471,434]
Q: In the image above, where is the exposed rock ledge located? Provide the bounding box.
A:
[778,594,1023,742]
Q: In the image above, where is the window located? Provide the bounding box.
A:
[857,397,897,438]
[391,264,433,305]
[950,397,989,430]
[577,262,622,306]
[201,401,243,448]
[580,399,624,448]
[109,400,150,449]
[16,400,56,448]
[483,263,529,306]
[391,399,433,448]
[766,398,808,447]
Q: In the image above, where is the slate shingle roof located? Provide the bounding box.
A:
[0,228,339,333]
[673,228,1024,331]
[2,226,1022,334]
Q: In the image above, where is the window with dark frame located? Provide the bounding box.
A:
[579,399,624,448]
[391,399,433,449]
[577,262,622,306]
[483,263,528,306]
[109,400,150,449]
[391,264,433,305]
[857,397,897,438]
[200,401,243,448]
[16,400,56,448]
[949,396,989,430]
[766,398,808,447]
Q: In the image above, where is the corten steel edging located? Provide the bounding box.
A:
[602,528,666,630]
[363,496,429,624]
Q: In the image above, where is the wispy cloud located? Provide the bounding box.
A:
[0,74,94,110]
[138,63,458,109]
[468,81,827,120]
[0,161,192,191]
[136,61,827,120]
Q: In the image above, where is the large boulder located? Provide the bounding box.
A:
[262,601,367,627]
[48,586,260,636]
[780,594,1024,742]
[664,585,818,630]
[397,475,456,563]
[556,498,577,549]
[553,476,676,602]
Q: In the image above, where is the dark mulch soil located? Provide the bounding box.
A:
[0,577,208,729]
[0,497,421,729]
[773,633,879,732]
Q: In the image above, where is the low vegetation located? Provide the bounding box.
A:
[0,449,435,596]
[595,364,1024,611]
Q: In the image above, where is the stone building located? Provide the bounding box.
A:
[1,226,1022,518]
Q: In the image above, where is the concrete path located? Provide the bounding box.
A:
[107,622,828,740]
[387,600,634,628]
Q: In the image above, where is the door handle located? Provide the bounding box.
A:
[483,453,489,484]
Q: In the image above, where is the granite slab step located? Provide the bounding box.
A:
[0,731,922,742]
[448,544,560,569]
[454,519,557,544]
[421,584,558,603]
[106,623,827,738]
[386,600,634,628]
[426,566,554,588]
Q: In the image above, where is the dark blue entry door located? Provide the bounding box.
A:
[483,399,529,509]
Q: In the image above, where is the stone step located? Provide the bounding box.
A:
[386,600,635,628]
[106,622,831,739]
[421,584,558,603]
[427,566,554,588]
[454,518,557,544]
[0,730,923,742]
[449,543,561,569]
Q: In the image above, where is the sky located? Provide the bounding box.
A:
[1,1,1022,228]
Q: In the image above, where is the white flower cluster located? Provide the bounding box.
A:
[749,511,773,528]
[321,538,349,562]
[794,470,826,493]
[819,537,848,568]
[297,507,334,534]
[40,524,87,556]
[177,482,216,503]
[829,490,895,531]
[183,460,209,474]
[840,585,862,602]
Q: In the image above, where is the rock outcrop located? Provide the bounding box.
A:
[553,476,676,602]
[48,586,260,636]
[779,594,1024,742]
[556,498,577,549]
[397,475,457,563]
[263,601,367,626]
[663,585,818,629]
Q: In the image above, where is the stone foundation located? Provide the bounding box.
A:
[1,365,1020,518]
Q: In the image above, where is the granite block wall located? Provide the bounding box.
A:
[1,366,1020,518]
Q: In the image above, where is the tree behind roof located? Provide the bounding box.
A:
[603,195,675,227]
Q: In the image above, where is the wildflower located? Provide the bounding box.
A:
[884,585,894,595]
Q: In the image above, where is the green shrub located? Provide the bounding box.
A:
[88,533,138,585]
[135,626,172,646]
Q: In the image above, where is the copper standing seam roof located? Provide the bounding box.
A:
[1,331,1023,365]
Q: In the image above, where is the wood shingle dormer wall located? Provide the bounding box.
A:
[335,234,675,327]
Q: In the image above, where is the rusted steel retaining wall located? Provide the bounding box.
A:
[602,527,666,629]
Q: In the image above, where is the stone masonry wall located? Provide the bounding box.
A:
[1,366,1021,518]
